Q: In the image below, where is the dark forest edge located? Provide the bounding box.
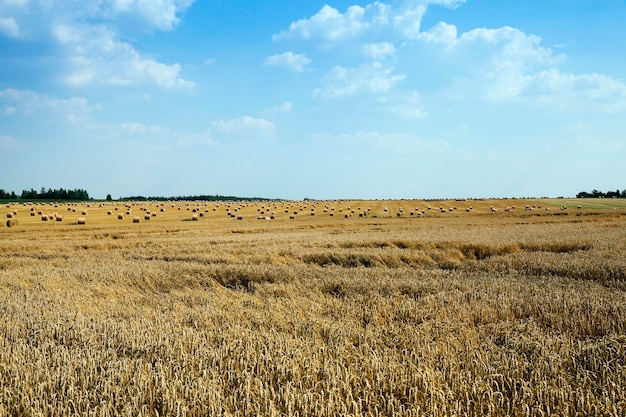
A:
[117,195,274,202]
[2,187,625,202]
[1,188,90,201]
[0,187,272,203]
[576,189,626,198]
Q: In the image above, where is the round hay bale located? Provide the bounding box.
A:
[6,219,18,227]
[133,216,140,223]
[144,214,151,220]
[191,214,198,221]
[107,211,112,215]
[77,217,86,225]
[6,213,13,218]
[118,214,124,220]
[56,215,63,222]
[30,211,35,216]
[41,215,49,221]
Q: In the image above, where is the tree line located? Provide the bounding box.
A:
[576,189,626,198]
[117,194,272,202]
[0,188,90,201]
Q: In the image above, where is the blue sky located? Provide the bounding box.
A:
[1,0,625,200]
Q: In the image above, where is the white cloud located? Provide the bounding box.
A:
[273,4,374,42]
[0,0,30,7]
[262,102,293,114]
[178,129,216,147]
[522,69,626,111]
[0,135,17,150]
[391,3,427,39]
[387,91,427,119]
[362,42,396,60]
[1,1,195,89]
[0,17,20,38]
[102,0,195,31]
[417,21,457,44]
[2,106,16,115]
[121,122,171,135]
[273,1,465,43]
[0,88,94,121]
[456,26,558,73]
[314,62,406,99]
[263,52,311,73]
[212,116,275,136]
[52,23,194,89]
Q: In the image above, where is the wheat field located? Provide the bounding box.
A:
[1,198,625,416]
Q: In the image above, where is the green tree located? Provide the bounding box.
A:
[106,194,113,202]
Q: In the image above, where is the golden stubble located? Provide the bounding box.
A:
[1,199,625,416]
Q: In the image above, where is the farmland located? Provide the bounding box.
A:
[1,198,626,416]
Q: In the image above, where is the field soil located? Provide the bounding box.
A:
[2,199,626,416]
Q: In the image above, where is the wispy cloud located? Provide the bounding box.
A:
[212,116,275,136]
[263,52,311,72]
[313,62,405,99]
[0,88,94,121]
[0,135,17,150]
[262,102,293,114]
[2,1,196,90]
[0,17,20,38]
[53,23,194,89]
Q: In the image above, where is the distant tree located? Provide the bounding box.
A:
[10,191,17,200]
[106,194,113,202]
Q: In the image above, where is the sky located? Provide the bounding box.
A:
[1,0,625,200]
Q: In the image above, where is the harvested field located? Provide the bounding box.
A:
[1,198,626,416]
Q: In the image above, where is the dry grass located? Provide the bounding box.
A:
[1,199,626,416]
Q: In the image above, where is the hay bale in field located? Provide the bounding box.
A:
[191,214,198,221]
[56,215,63,222]
[133,216,140,223]
[144,214,151,220]
[237,215,243,220]
[6,213,13,218]
[77,217,86,225]
[30,211,35,216]
[41,215,49,221]
[107,211,112,215]
[6,219,18,227]
[118,214,124,220]
[82,211,87,215]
